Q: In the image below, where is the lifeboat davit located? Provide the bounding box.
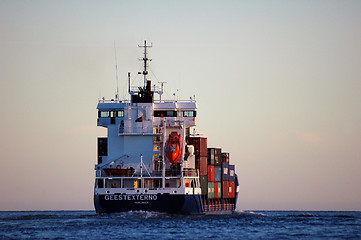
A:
[165,132,183,165]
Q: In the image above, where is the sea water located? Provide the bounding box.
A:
[1,211,360,239]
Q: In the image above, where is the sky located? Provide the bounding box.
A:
[0,0,360,211]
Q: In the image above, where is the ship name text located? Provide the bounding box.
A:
[104,194,158,201]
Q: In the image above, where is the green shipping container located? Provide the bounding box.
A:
[207,182,215,199]
[200,176,208,195]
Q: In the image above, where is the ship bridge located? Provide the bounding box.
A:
[96,99,197,131]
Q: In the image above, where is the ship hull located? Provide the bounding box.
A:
[94,193,204,215]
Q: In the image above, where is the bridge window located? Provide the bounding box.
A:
[154,110,177,117]
[117,110,124,117]
[167,111,176,117]
[183,111,197,117]
[99,111,110,118]
[98,110,124,118]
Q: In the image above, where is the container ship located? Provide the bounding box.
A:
[94,41,239,214]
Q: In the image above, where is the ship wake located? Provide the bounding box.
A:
[234,210,267,217]
[110,210,168,219]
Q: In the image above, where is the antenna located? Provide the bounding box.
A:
[128,72,131,94]
[158,81,167,102]
[138,40,152,89]
[114,41,119,101]
[173,89,180,101]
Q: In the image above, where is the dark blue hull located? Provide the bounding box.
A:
[94,193,204,215]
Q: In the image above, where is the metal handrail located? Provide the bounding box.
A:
[98,99,130,104]
[98,99,196,104]
[119,126,156,135]
[95,154,129,170]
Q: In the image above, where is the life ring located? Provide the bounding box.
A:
[116,165,122,169]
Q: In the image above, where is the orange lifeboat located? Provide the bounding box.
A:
[165,132,183,165]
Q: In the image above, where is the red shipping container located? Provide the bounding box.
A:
[199,156,208,176]
[208,165,215,182]
[232,182,235,198]
[214,182,218,198]
[222,180,229,198]
[215,182,221,199]
[187,137,207,156]
[229,182,235,198]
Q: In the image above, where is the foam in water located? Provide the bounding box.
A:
[109,210,167,219]
[234,210,267,217]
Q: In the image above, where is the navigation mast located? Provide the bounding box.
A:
[138,40,153,89]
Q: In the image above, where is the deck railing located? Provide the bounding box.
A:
[98,99,196,104]
[118,126,162,135]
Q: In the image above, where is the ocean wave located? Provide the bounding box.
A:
[288,212,316,217]
[103,210,168,219]
[234,210,267,217]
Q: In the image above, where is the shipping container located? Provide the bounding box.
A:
[200,176,208,195]
[214,148,222,166]
[214,166,221,182]
[214,182,218,198]
[208,182,215,199]
[199,156,208,176]
[222,180,229,198]
[207,148,215,165]
[208,165,215,182]
[217,182,222,199]
[222,152,229,163]
[229,182,235,198]
[221,162,229,181]
[215,182,222,199]
[187,137,207,156]
[194,156,199,170]
[229,165,235,182]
